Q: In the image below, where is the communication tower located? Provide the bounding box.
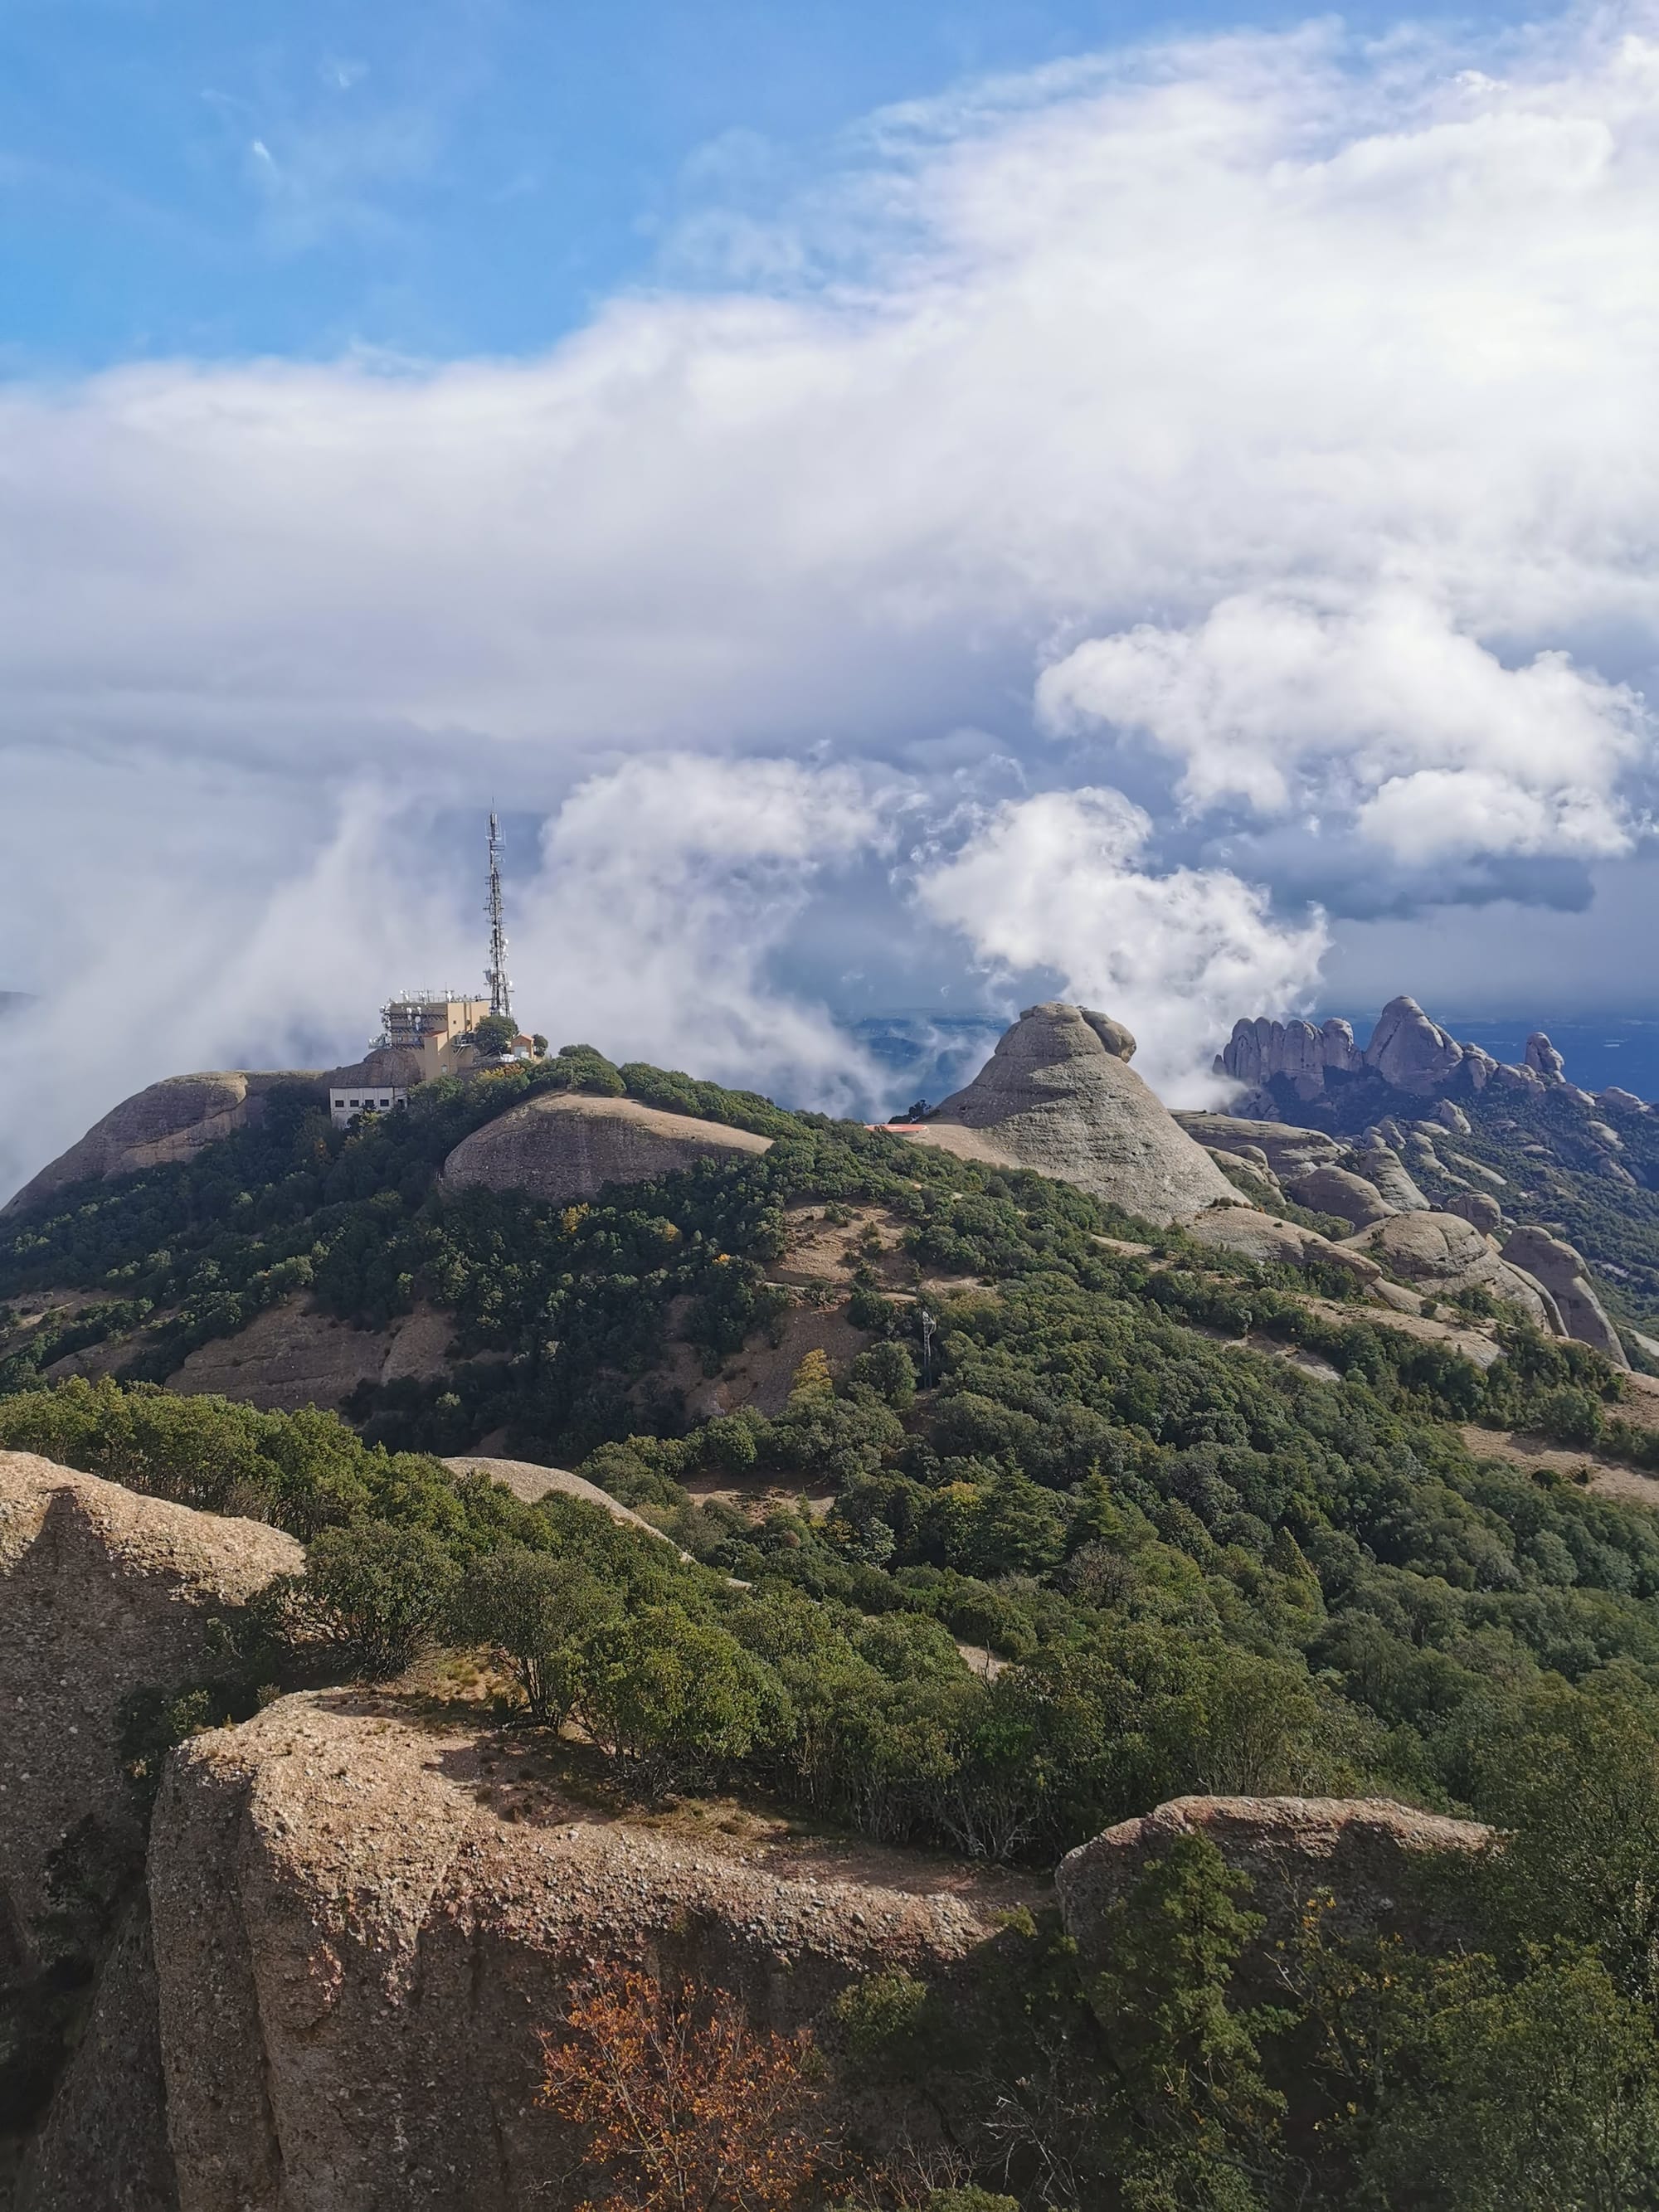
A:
[484,810,513,1024]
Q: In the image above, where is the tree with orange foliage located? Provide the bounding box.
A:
[538,1967,827,2212]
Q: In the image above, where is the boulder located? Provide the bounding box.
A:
[1081,1011,1137,1061]
[1364,997,1465,1093]
[441,1091,771,1206]
[1525,1031,1566,1083]
[1500,1228,1629,1369]
[1284,1165,1396,1230]
[1598,1087,1649,1116]
[1058,1796,1491,1962]
[0,1453,301,1941]
[1186,1208,1382,1286]
[1433,1100,1472,1136]
[123,1693,1013,2212]
[900,1004,1241,1227]
[1348,1141,1431,1213]
[1175,1115,1343,1182]
[1344,1214,1562,1331]
[1447,1190,1504,1236]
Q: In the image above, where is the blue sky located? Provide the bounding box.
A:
[2,0,1657,1192]
[3,0,1506,368]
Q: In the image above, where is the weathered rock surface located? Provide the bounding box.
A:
[1447,1190,1504,1236]
[1344,1214,1563,1331]
[902,1004,1241,1227]
[135,1693,1018,2212]
[441,1091,771,1206]
[2,1073,304,1220]
[1059,1796,1491,1960]
[15,1903,177,2212]
[1284,1164,1396,1230]
[1187,1208,1382,1286]
[1349,1140,1431,1213]
[1217,1016,1363,1096]
[1212,995,1628,1112]
[1525,1031,1566,1083]
[1501,1227,1629,1367]
[165,1298,459,1414]
[1364,997,1466,1093]
[1175,1115,1343,1182]
[0,1453,302,1938]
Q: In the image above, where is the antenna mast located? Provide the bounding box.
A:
[484,810,513,1023]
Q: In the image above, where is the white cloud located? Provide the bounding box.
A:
[7,6,1659,1183]
[513,753,891,1111]
[1036,586,1648,856]
[914,786,1329,1099]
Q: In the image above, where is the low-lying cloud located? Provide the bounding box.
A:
[4,4,1659,1191]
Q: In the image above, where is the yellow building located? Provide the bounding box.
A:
[379,993,493,1082]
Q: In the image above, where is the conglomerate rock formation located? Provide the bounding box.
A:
[0,1454,301,1938]
[898,1003,1242,1227]
[124,1693,1009,2212]
[1058,1795,1491,1963]
[2,1051,422,1221]
[440,1091,772,1206]
[17,1671,1493,2212]
[1499,1226,1629,1369]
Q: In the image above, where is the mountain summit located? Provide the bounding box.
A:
[898,1002,1239,1226]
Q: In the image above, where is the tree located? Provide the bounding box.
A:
[469,1012,519,1057]
[451,1545,620,1726]
[538,1968,824,2212]
[578,1606,787,1793]
[280,1519,459,1678]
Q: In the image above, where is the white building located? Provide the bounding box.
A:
[328,1083,409,1130]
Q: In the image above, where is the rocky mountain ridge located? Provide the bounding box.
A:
[1,1452,1495,2211]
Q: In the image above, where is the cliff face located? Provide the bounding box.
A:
[900,1003,1241,1227]
[441,1091,771,1207]
[22,1675,1489,2212]
[0,1454,301,1940]
[1059,1796,1490,1964]
[138,1694,1010,2212]
[1216,995,1640,1121]
[0,1454,300,2204]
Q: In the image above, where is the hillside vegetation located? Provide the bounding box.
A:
[10,1047,1659,2202]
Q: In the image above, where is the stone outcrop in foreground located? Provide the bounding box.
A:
[0,1453,302,1939]
[1058,1795,1491,1961]
[441,1091,771,1206]
[133,1694,1007,2212]
[899,1004,1241,1227]
[23,1677,1491,2212]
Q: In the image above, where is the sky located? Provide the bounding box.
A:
[3,0,1659,1195]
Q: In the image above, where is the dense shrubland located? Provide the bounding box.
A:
[12,1054,1659,2198]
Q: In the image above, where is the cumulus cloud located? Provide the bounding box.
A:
[1036,586,1648,858]
[7,4,1659,1183]
[915,787,1329,1099]
[511,753,891,1111]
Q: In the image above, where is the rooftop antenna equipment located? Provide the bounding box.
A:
[485,810,513,1024]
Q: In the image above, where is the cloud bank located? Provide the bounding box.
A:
[4,5,1659,1191]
